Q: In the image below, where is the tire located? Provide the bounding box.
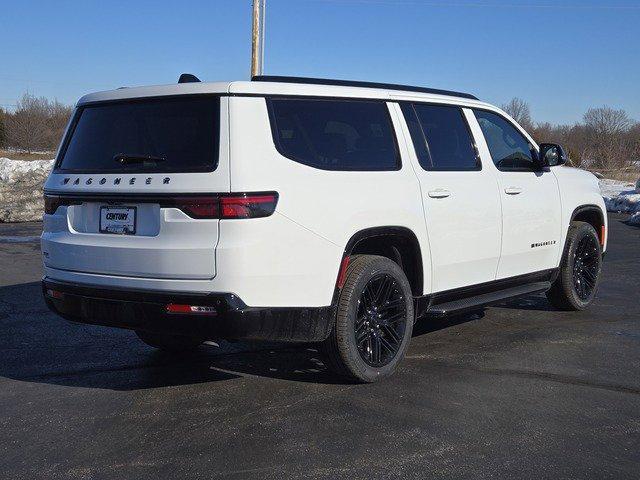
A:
[135,330,203,352]
[322,255,414,383]
[546,221,602,311]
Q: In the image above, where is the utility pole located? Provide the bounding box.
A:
[251,0,266,78]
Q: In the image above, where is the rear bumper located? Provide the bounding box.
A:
[42,278,334,343]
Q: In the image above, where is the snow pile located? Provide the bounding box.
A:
[599,178,640,226]
[0,158,54,222]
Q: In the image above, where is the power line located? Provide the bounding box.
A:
[305,0,640,10]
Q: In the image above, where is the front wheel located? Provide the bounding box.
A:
[546,221,602,311]
[322,255,414,383]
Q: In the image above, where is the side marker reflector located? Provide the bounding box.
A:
[166,304,217,315]
[337,256,351,289]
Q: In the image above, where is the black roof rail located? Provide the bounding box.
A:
[251,75,478,100]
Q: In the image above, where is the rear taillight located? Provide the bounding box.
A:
[44,195,80,214]
[220,193,278,219]
[44,195,61,215]
[170,192,278,219]
[172,197,221,219]
[42,192,278,219]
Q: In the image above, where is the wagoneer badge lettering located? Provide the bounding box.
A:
[99,178,106,185]
[73,178,79,185]
[86,178,92,185]
[163,177,170,184]
[146,177,152,185]
[531,240,557,248]
[114,178,121,185]
[129,178,136,185]
[62,178,70,185]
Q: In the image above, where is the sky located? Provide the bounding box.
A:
[1,0,639,125]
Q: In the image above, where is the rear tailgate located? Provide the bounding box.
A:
[42,95,229,281]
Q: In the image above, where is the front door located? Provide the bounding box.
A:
[472,109,562,279]
[396,102,502,293]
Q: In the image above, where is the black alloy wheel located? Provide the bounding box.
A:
[322,255,414,383]
[572,233,600,301]
[546,221,602,311]
[355,273,407,367]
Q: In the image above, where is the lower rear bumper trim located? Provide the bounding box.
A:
[42,278,334,343]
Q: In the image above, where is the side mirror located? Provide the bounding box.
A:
[539,143,568,167]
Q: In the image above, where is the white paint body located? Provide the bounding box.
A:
[41,80,607,308]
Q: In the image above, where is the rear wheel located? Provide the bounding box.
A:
[546,221,602,311]
[322,255,414,383]
[135,330,203,352]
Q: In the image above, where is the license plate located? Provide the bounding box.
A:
[99,206,136,235]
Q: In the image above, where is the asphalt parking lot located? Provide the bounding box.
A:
[1,214,638,479]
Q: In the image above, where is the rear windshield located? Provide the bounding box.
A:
[56,96,220,173]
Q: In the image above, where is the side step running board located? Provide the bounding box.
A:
[425,281,551,317]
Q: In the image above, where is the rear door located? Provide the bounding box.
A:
[397,102,502,293]
[42,95,229,280]
[471,109,562,279]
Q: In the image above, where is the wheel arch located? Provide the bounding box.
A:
[570,204,606,246]
[342,226,424,297]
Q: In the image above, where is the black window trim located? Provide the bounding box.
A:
[54,93,223,175]
[265,96,402,172]
[472,107,539,173]
[400,101,482,172]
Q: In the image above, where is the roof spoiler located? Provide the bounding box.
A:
[178,73,201,84]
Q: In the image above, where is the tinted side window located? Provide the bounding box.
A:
[401,103,479,171]
[474,110,534,171]
[268,98,400,171]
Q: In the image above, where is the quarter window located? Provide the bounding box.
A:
[268,98,400,171]
[474,110,535,171]
[401,103,479,171]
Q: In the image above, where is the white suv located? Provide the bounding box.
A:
[42,75,607,382]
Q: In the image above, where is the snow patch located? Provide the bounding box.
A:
[0,158,54,222]
[599,178,640,224]
[0,158,55,182]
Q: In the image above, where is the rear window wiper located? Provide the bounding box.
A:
[114,154,166,165]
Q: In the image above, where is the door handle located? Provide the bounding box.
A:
[428,189,451,199]
[504,187,523,195]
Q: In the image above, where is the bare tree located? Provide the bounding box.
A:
[580,106,636,172]
[0,108,6,148]
[583,106,632,136]
[7,94,50,153]
[502,97,533,131]
[6,94,72,153]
